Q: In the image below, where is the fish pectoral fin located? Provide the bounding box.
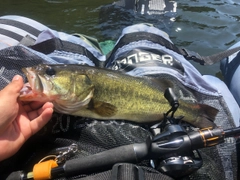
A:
[89,99,117,117]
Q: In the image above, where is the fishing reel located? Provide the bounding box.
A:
[149,88,203,178]
[6,88,240,180]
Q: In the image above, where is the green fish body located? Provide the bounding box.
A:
[20,64,218,128]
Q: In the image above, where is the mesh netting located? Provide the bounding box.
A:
[0,46,238,180]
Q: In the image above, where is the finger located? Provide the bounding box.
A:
[23,101,53,112]
[21,101,32,105]
[0,75,23,103]
[22,104,34,113]
[5,75,24,94]
[28,101,49,110]
[27,102,54,120]
[29,108,53,135]
[42,102,54,109]
[0,75,24,103]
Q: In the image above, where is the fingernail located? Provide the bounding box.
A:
[12,75,21,81]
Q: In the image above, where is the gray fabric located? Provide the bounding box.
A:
[106,24,239,180]
[0,17,239,180]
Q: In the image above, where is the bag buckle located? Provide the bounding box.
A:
[111,163,145,180]
[182,48,205,65]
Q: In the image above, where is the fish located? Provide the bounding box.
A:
[19,64,218,128]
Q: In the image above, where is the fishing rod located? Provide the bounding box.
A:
[6,88,240,180]
[7,126,240,180]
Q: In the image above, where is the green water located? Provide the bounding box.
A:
[0,0,114,38]
[0,0,240,75]
[171,0,240,75]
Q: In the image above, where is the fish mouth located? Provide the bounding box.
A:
[19,67,44,101]
[20,82,33,96]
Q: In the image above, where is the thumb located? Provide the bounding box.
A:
[1,75,24,96]
[9,75,24,93]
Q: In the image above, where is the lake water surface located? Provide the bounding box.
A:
[0,0,240,75]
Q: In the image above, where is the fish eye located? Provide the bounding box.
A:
[45,67,56,76]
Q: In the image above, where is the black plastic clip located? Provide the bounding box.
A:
[182,48,205,65]
[164,88,179,118]
[111,163,145,180]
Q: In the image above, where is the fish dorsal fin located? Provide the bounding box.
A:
[88,99,117,117]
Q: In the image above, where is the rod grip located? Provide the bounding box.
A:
[63,142,148,177]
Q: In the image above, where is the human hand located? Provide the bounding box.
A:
[0,75,54,161]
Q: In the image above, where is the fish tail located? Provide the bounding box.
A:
[199,104,219,121]
[195,104,219,128]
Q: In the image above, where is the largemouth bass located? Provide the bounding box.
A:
[19,64,218,128]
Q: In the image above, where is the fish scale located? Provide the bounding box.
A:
[19,64,218,128]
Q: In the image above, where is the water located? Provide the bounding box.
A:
[171,0,240,76]
[0,0,240,75]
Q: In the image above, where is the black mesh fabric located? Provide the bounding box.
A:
[0,45,238,180]
[75,163,174,180]
[0,46,50,89]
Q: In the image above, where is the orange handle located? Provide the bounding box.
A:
[33,160,58,180]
